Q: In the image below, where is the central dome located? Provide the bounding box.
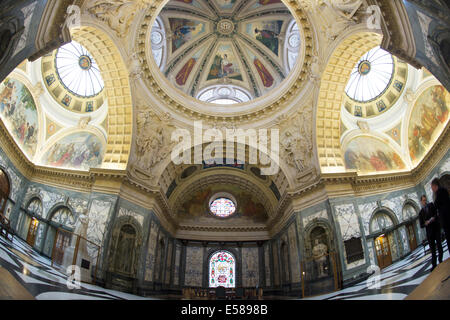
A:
[151,0,301,105]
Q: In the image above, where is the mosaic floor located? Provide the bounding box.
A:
[0,235,447,300]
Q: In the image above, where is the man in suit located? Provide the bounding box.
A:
[432,178,450,254]
[419,195,443,271]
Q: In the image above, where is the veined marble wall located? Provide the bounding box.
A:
[264,245,271,287]
[288,223,301,283]
[165,241,173,285]
[145,221,159,281]
[173,243,182,286]
[242,247,259,287]
[184,246,203,287]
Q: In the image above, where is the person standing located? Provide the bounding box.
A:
[432,178,450,254]
[419,195,443,271]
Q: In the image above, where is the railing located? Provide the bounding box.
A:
[301,252,342,298]
[51,228,101,284]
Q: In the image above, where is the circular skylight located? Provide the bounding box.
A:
[210,197,236,218]
[55,41,104,97]
[345,46,394,102]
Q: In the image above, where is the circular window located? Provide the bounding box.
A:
[55,41,104,97]
[345,46,394,102]
[209,196,236,218]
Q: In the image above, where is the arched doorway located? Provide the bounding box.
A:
[209,251,235,288]
[48,206,75,265]
[0,169,10,215]
[370,211,397,269]
[402,203,419,251]
[24,198,43,247]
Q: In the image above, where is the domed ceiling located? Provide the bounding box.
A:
[151,0,300,104]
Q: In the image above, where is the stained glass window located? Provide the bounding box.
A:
[209,251,235,288]
[345,46,394,102]
[210,198,236,218]
[55,41,104,97]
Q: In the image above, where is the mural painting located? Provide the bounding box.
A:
[408,85,449,164]
[0,78,39,158]
[214,0,236,10]
[344,136,406,173]
[245,21,283,55]
[207,44,243,81]
[41,132,104,170]
[169,18,206,53]
[180,185,268,222]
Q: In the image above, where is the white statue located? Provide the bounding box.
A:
[312,239,328,278]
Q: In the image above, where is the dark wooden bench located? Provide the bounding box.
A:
[0,213,14,241]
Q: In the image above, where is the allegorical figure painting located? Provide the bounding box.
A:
[344,136,406,173]
[246,21,283,56]
[169,18,205,53]
[207,44,243,81]
[0,78,39,158]
[408,85,449,164]
[42,132,104,170]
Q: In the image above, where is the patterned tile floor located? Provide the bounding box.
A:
[0,235,447,300]
[303,241,449,300]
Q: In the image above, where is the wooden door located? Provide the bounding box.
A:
[0,169,10,215]
[53,230,71,266]
[407,223,417,251]
[26,218,39,246]
[374,235,392,269]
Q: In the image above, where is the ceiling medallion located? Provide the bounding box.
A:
[216,19,235,36]
[358,60,371,76]
[78,55,92,71]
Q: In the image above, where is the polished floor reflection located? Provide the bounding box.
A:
[0,235,447,300]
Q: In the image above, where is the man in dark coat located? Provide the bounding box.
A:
[419,195,443,271]
[432,178,450,254]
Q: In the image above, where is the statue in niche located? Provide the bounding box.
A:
[114,224,136,275]
[312,239,328,278]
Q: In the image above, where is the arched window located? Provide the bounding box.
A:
[51,206,75,230]
[27,198,43,217]
[209,251,235,288]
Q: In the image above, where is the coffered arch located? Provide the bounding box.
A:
[316,30,382,173]
[69,25,133,170]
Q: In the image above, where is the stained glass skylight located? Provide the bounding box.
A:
[210,197,236,218]
[345,46,394,102]
[55,41,104,97]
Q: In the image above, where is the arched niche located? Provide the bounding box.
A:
[108,216,143,278]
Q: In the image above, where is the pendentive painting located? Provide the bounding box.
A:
[0,78,39,159]
[408,85,449,165]
[41,132,104,170]
[344,136,406,173]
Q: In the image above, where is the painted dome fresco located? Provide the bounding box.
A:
[151,0,301,104]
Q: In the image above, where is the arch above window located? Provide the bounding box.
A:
[50,207,75,230]
[197,85,252,105]
[209,250,235,288]
[27,198,43,217]
[370,211,395,234]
